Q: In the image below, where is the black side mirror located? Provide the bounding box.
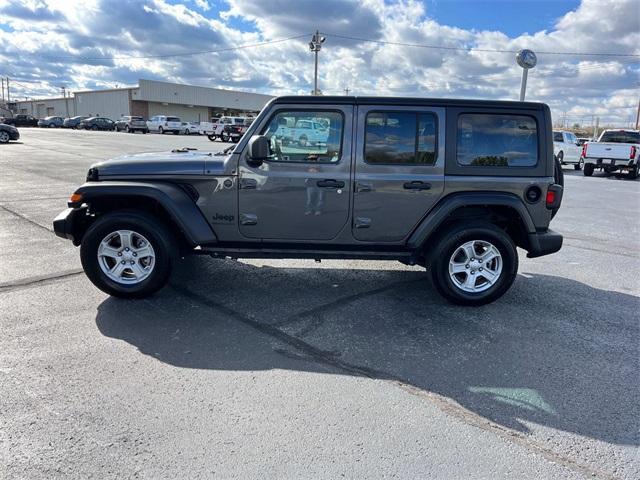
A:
[247,135,270,167]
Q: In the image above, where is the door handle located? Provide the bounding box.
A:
[403,181,432,190]
[317,179,345,188]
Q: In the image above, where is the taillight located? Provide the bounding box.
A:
[630,146,636,160]
[582,144,588,158]
[546,190,556,207]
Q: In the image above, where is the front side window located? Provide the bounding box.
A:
[457,114,538,167]
[261,110,343,163]
[554,132,563,142]
[365,111,437,165]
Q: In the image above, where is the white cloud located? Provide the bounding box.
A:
[0,0,637,125]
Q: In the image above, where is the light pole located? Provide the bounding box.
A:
[309,30,325,96]
[516,49,537,101]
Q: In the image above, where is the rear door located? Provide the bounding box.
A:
[352,106,445,242]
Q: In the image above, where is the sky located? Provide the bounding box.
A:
[0,0,638,126]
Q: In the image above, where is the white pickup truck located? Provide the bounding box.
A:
[275,118,329,147]
[582,129,640,179]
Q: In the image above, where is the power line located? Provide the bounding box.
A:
[321,32,640,58]
[7,34,308,61]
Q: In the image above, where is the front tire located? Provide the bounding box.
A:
[0,131,10,143]
[427,222,518,306]
[80,211,176,298]
[158,126,164,134]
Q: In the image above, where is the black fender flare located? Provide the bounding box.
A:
[406,192,536,250]
[71,181,217,246]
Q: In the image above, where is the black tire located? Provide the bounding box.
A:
[298,135,308,147]
[207,134,216,142]
[80,211,176,298]
[91,125,98,131]
[221,132,229,142]
[583,163,594,176]
[0,131,10,143]
[158,126,164,134]
[427,222,518,306]
[574,158,584,170]
[125,125,130,133]
[628,164,639,180]
[556,151,563,164]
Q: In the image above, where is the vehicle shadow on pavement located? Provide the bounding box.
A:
[95,256,639,448]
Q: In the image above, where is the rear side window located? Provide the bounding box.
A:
[599,130,640,144]
[167,117,180,122]
[457,114,538,167]
[365,111,437,165]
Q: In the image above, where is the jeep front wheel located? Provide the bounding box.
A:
[428,222,518,306]
[80,211,176,298]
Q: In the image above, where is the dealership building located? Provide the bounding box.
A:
[13,79,273,122]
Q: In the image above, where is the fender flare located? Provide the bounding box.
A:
[71,181,217,246]
[406,192,536,249]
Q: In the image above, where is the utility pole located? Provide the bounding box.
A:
[6,77,9,104]
[344,87,350,96]
[61,86,70,117]
[635,97,639,130]
[308,30,325,96]
[1,77,4,104]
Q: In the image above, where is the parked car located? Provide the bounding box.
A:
[115,116,148,134]
[553,130,583,170]
[208,116,247,142]
[54,96,563,306]
[576,137,591,146]
[0,114,38,127]
[37,116,64,128]
[63,116,89,129]
[582,129,640,178]
[147,115,181,134]
[181,122,201,135]
[79,117,116,131]
[0,123,20,143]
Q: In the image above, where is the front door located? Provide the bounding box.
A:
[238,105,353,241]
[352,106,445,243]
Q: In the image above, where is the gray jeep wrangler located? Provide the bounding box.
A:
[54,96,563,305]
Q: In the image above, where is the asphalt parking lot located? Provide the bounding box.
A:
[1,128,638,479]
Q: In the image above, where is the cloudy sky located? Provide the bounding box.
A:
[0,0,638,126]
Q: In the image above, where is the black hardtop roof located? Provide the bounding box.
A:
[272,95,546,110]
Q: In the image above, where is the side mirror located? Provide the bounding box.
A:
[247,135,270,167]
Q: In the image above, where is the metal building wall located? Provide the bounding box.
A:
[16,98,72,117]
[135,79,272,112]
[74,89,131,119]
[147,102,210,122]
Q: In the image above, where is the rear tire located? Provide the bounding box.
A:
[628,164,639,180]
[427,222,518,306]
[80,211,176,298]
[583,163,594,176]
[159,126,164,134]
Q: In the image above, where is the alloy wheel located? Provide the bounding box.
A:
[448,240,503,293]
[97,230,156,285]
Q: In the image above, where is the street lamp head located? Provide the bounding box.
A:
[516,49,537,69]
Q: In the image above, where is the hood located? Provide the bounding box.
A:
[92,150,228,177]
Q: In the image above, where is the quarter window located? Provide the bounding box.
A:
[364,112,437,165]
[457,114,538,167]
[261,111,343,163]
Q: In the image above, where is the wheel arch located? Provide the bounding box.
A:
[69,181,217,247]
[407,192,536,254]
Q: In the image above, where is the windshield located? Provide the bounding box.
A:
[599,131,640,144]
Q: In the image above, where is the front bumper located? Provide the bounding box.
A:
[527,229,563,258]
[53,207,87,245]
[9,130,19,140]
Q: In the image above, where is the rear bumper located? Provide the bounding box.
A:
[53,207,86,245]
[527,229,563,258]
[584,158,637,167]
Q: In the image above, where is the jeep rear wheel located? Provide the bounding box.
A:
[80,211,176,298]
[428,222,518,306]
